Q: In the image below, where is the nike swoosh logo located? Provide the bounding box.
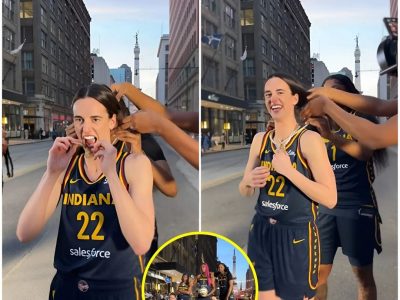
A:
[70,178,81,184]
[265,149,270,154]
[293,238,305,244]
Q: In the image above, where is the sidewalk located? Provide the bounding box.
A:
[202,143,250,155]
[8,137,52,146]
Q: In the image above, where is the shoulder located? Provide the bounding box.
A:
[299,130,324,158]
[124,153,152,178]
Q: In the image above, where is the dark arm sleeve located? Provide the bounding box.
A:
[141,133,166,161]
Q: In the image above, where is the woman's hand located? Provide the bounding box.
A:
[113,129,142,154]
[272,149,293,177]
[242,166,270,188]
[47,137,81,174]
[119,111,163,134]
[91,140,117,177]
[301,95,330,120]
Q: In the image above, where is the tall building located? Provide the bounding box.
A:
[3,0,25,138]
[148,235,217,294]
[156,34,169,105]
[169,0,199,111]
[17,0,91,137]
[337,67,353,83]
[91,53,112,85]
[354,36,361,91]
[240,0,311,135]
[110,68,126,83]
[134,32,140,88]
[120,64,132,83]
[310,56,330,87]
[201,0,246,143]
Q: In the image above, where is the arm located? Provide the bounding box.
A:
[272,131,337,208]
[308,87,398,117]
[226,279,234,300]
[114,130,177,197]
[307,117,373,161]
[16,137,80,242]
[208,274,216,297]
[168,111,199,133]
[120,111,199,169]
[111,82,198,132]
[93,141,154,255]
[238,132,269,197]
[302,97,398,149]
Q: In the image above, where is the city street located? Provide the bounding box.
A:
[202,147,398,299]
[2,138,199,300]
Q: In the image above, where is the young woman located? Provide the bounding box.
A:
[194,263,216,300]
[307,74,386,300]
[239,73,337,300]
[177,273,192,300]
[16,84,154,300]
[215,262,233,300]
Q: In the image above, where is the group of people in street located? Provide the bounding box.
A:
[146,262,234,300]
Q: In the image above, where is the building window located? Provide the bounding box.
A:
[261,37,268,56]
[262,62,269,79]
[41,30,47,49]
[41,55,48,74]
[42,81,49,97]
[260,0,266,8]
[41,6,47,26]
[3,60,16,89]
[225,68,237,96]
[244,83,257,100]
[242,33,254,51]
[20,0,33,18]
[50,18,56,35]
[3,0,15,20]
[50,40,56,56]
[58,27,63,44]
[22,51,33,70]
[202,19,217,36]
[240,9,254,26]
[270,26,276,41]
[203,0,216,12]
[3,26,15,51]
[224,3,235,28]
[58,68,64,83]
[202,56,219,89]
[165,44,169,51]
[225,35,236,59]
[243,58,255,77]
[21,26,33,43]
[49,0,56,12]
[51,62,57,79]
[260,14,267,31]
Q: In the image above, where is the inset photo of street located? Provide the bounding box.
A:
[143,233,257,300]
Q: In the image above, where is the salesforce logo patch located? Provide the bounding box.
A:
[331,163,349,171]
[261,200,289,211]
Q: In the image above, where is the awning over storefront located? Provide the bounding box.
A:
[201,90,247,110]
[2,89,27,104]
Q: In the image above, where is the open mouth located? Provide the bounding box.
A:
[83,135,97,149]
[270,104,282,113]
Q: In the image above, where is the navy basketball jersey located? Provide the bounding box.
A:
[321,127,378,213]
[216,272,232,296]
[197,274,211,292]
[256,128,318,223]
[54,144,145,283]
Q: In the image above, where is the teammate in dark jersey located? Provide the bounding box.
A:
[239,73,337,300]
[215,263,233,300]
[17,84,154,300]
[306,74,386,300]
[177,273,192,300]
[194,263,216,300]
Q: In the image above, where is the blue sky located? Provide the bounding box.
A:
[301,0,390,96]
[217,238,252,291]
[84,0,169,97]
